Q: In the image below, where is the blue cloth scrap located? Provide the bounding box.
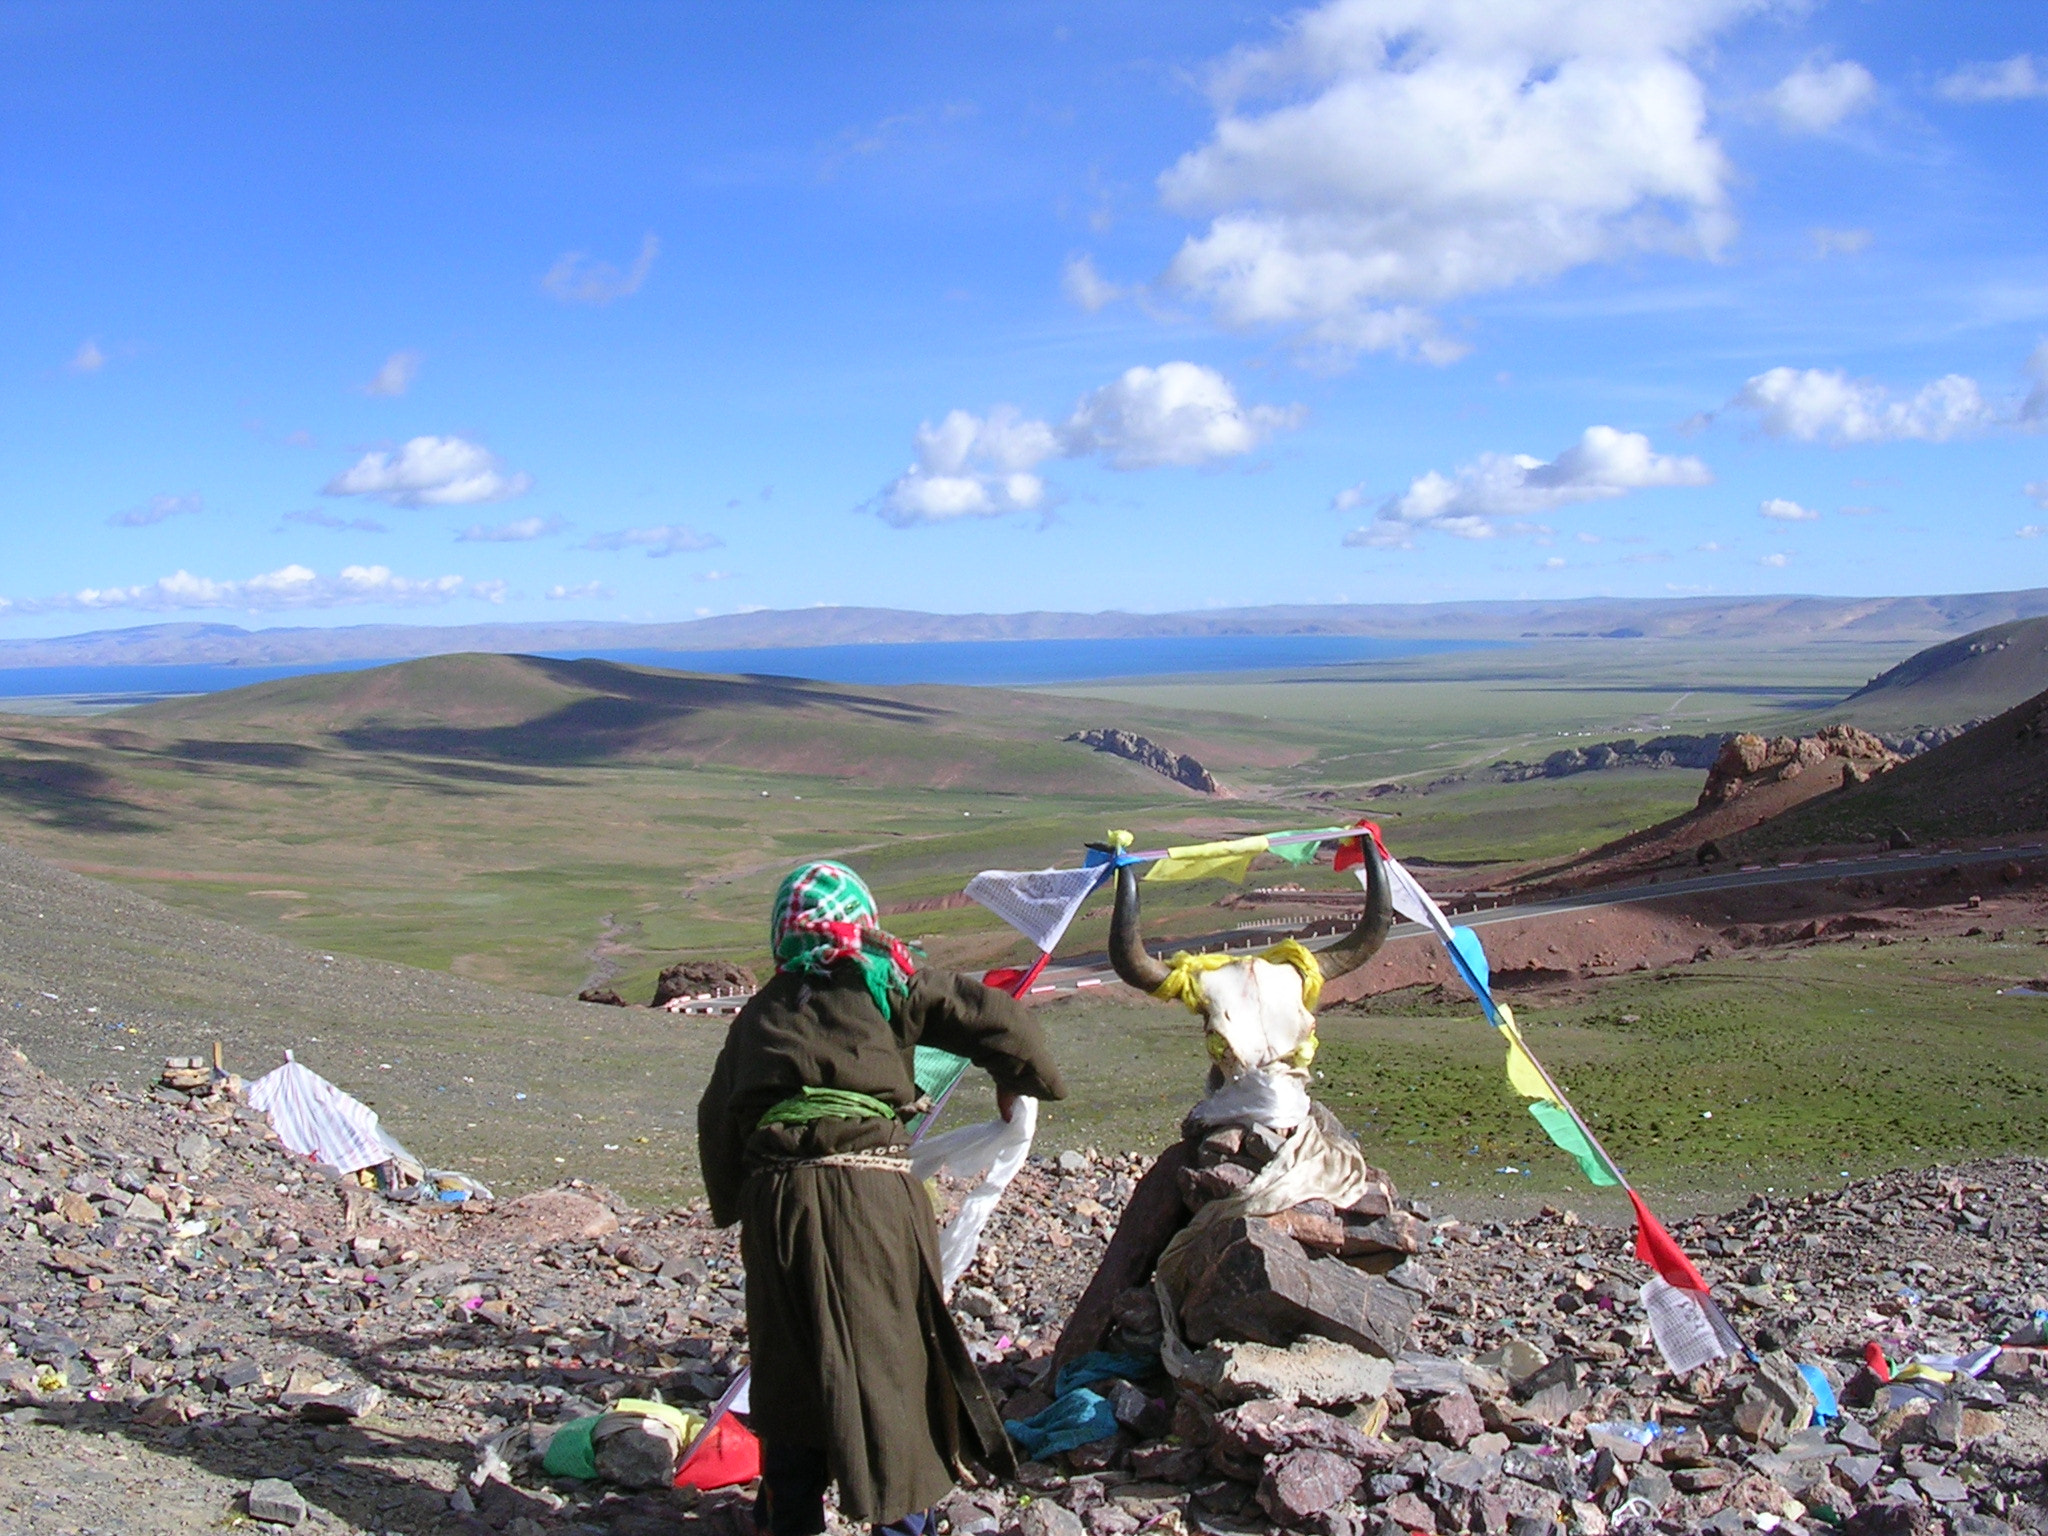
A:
[1799,1363,1840,1424]
[1004,1388,1117,1460]
[1054,1350,1156,1397]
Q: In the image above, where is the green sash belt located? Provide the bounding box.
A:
[756,1086,900,1131]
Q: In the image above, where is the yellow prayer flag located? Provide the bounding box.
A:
[1503,1022,1560,1104]
[1144,835,1270,884]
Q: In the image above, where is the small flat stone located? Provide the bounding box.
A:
[247,1478,308,1527]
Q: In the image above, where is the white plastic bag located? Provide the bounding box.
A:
[910,1096,1038,1294]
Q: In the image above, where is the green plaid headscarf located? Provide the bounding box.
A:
[771,861,917,1021]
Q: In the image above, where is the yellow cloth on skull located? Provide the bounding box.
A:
[1144,835,1270,884]
[1149,939,1325,1065]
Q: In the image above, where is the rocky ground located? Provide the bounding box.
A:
[0,1040,2040,1536]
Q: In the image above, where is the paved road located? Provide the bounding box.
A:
[1030,842,2045,994]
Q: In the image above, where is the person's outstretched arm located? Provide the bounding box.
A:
[904,970,1067,1110]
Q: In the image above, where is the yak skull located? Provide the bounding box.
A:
[1107,836,1393,1117]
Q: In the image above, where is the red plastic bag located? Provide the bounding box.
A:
[675,1412,762,1490]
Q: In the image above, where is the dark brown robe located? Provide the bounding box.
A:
[698,964,1066,1525]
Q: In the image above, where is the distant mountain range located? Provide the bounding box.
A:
[6,587,2048,668]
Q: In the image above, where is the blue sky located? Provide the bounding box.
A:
[4,0,2046,637]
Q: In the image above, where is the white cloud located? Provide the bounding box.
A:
[1759,551,1789,567]
[873,362,1298,525]
[324,436,533,508]
[1768,58,1876,132]
[697,569,737,582]
[2027,479,2048,508]
[1062,254,1125,312]
[875,408,1058,524]
[1809,226,1870,258]
[1542,556,1566,569]
[547,581,610,601]
[65,339,106,375]
[13,564,488,614]
[2018,524,2042,540]
[457,515,565,543]
[1937,55,2048,103]
[107,493,203,529]
[581,524,722,557]
[1696,540,1722,551]
[360,350,421,397]
[1344,425,1712,548]
[282,509,387,533]
[1156,0,1747,362]
[1729,367,1997,444]
[542,233,660,304]
[1759,497,1819,521]
[1063,362,1303,469]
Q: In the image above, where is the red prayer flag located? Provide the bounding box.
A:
[1628,1188,1710,1293]
[982,951,1050,999]
[1332,818,1390,872]
[1863,1341,1891,1382]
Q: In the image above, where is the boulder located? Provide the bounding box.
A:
[1178,1217,1421,1359]
[1208,1399,1392,1482]
[1258,1448,1361,1526]
[1178,1335,1395,1408]
[652,960,758,1008]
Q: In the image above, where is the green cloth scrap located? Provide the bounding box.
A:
[1528,1101,1619,1187]
[542,1415,600,1479]
[756,1086,899,1131]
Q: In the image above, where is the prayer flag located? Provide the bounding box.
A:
[1145,835,1269,883]
[1331,819,1390,871]
[1267,836,1322,866]
[1503,1026,1554,1102]
[966,865,1107,953]
[1641,1277,1736,1375]
[1628,1188,1709,1292]
[1527,1101,1619,1186]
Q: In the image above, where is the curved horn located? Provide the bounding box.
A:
[1313,833,1393,987]
[1107,863,1170,993]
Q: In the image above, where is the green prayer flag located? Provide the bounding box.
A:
[914,1045,970,1101]
[1527,1101,1619,1186]
[1268,837,1322,866]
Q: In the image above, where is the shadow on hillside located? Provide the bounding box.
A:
[163,739,321,768]
[0,758,154,833]
[333,656,949,765]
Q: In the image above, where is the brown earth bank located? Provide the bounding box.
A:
[0,1030,2042,1534]
[1317,854,2048,1008]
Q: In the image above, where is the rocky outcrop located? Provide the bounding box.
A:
[1882,720,1987,757]
[1493,732,1727,783]
[651,959,757,1008]
[1066,729,1219,793]
[1699,725,1902,807]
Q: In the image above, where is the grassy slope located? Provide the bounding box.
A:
[0,639,1900,1002]
[5,639,2048,1209]
[1839,616,2048,732]
[1027,924,2048,1209]
[1731,685,2048,855]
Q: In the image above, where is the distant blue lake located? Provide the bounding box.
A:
[0,633,1500,701]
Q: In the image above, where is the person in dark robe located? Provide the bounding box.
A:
[699,860,1066,1536]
